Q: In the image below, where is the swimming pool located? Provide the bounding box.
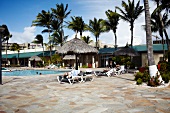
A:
[2,69,68,76]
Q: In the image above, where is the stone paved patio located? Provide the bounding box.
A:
[0,68,170,113]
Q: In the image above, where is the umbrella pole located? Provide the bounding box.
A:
[75,54,78,70]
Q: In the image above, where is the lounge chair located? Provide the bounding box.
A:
[57,70,83,84]
[117,65,126,74]
[106,68,118,77]
[67,70,83,84]
[83,69,94,82]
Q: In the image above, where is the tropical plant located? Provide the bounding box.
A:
[32,10,53,62]
[151,0,170,51]
[104,10,119,49]
[32,34,44,58]
[52,30,68,46]
[10,43,20,66]
[51,54,62,64]
[51,3,71,46]
[144,0,156,77]
[153,0,170,15]
[67,16,88,38]
[1,25,12,67]
[81,36,93,44]
[116,0,144,47]
[88,18,105,49]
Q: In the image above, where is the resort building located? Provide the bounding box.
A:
[2,40,168,69]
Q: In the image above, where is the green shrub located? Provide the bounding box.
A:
[142,70,150,82]
[82,65,88,68]
[162,73,170,83]
[136,78,142,85]
[134,72,143,81]
[160,62,167,72]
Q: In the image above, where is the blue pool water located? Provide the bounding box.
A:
[2,69,67,76]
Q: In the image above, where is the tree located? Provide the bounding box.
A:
[1,25,12,67]
[51,30,68,46]
[150,13,170,58]
[81,36,93,44]
[51,3,71,46]
[10,43,20,66]
[32,34,44,57]
[67,16,87,38]
[116,0,144,47]
[32,10,53,62]
[88,18,105,49]
[144,0,157,77]
[104,10,119,49]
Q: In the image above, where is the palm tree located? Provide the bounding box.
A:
[51,3,71,46]
[151,0,170,50]
[67,16,88,38]
[116,0,144,47]
[32,34,44,57]
[10,43,20,66]
[104,10,119,49]
[144,0,156,77]
[1,25,12,67]
[81,36,93,44]
[51,30,68,46]
[88,18,105,49]
[150,13,170,58]
[32,10,53,62]
[153,0,170,14]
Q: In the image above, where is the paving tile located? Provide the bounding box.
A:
[1,68,170,113]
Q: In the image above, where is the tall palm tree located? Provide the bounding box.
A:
[144,0,156,77]
[32,10,53,62]
[51,30,68,46]
[151,0,170,50]
[67,16,80,38]
[81,36,93,44]
[1,25,12,67]
[10,43,20,66]
[116,0,144,47]
[150,13,170,58]
[104,10,119,49]
[88,18,105,49]
[32,34,44,57]
[51,3,71,46]
[153,0,170,15]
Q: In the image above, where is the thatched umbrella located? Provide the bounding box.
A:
[29,56,42,61]
[58,38,98,70]
[29,56,42,67]
[113,47,139,56]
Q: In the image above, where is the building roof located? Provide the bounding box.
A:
[99,44,168,54]
[2,51,55,59]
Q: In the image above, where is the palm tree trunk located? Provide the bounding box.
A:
[161,35,165,60]
[144,0,156,77]
[114,32,117,50]
[48,28,52,63]
[17,51,20,66]
[95,36,98,49]
[164,29,170,50]
[130,23,134,47]
[80,31,82,38]
[5,40,8,67]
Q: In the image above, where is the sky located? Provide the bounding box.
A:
[1,0,168,47]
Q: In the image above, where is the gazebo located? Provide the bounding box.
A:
[58,38,98,70]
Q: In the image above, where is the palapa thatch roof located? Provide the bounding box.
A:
[58,38,98,54]
[63,55,76,60]
[29,56,42,61]
[113,47,139,56]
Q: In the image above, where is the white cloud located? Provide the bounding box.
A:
[10,26,36,44]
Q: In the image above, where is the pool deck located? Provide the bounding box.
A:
[0,68,170,113]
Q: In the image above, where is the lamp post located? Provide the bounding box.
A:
[0,26,5,85]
